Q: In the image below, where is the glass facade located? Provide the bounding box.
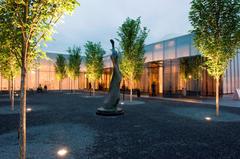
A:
[223,51,240,94]
[0,34,239,97]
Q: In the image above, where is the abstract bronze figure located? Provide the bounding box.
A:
[96,39,124,116]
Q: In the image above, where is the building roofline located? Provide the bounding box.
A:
[145,33,193,47]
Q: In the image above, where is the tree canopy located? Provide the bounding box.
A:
[55,54,67,81]
[179,55,202,80]
[84,41,105,82]
[189,0,240,79]
[67,46,82,80]
[117,17,148,81]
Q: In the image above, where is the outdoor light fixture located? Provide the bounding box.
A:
[205,117,212,121]
[57,148,68,157]
[27,108,32,112]
[120,102,124,105]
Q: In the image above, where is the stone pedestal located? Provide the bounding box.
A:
[96,107,124,116]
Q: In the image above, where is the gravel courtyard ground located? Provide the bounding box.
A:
[0,92,240,159]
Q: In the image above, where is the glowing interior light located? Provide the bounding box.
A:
[27,108,32,112]
[120,102,124,105]
[57,148,68,157]
[205,117,212,121]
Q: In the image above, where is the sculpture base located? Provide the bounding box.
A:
[96,107,124,116]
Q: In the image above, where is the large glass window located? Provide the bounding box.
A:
[163,59,180,96]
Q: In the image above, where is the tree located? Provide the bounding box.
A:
[117,17,148,102]
[0,50,20,111]
[84,41,105,96]
[0,0,79,158]
[67,46,81,92]
[55,54,67,90]
[0,0,22,111]
[189,0,240,116]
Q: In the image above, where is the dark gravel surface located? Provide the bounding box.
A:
[1,92,240,159]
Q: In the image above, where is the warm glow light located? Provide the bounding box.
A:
[188,75,192,79]
[27,108,32,112]
[205,117,212,121]
[57,148,68,157]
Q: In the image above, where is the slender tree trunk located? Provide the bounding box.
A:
[70,79,72,92]
[78,76,79,90]
[130,76,133,102]
[19,45,27,159]
[59,80,61,91]
[11,77,14,111]
[123,79,125,101]
[20,59,27,159]
[216,77,220,116]
[183,79,187,96]
[73,78,75,93]
[8,79,11,101]
[19,2,29,158]
[92,81,95,96]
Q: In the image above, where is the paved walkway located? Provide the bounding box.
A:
[1,93,240,158]
[72,90,240,108]
[140,94,240,108]
[3,90,238,108]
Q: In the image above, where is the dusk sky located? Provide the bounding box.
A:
[45,0,192,54]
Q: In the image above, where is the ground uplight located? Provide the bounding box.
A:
[205,117,212,121]
[57,148,68,157]
[27,108,32,112]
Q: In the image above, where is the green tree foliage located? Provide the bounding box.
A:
[85,41,105,95]
[180,55,202,80]
[0,0,79,158]
[55,54,67,90]
[0,49,20,110]
[67,46,81,90]
[0,1,21,111]
[189,0,240,115]
[180,55,202,96]
[117,17,148,101]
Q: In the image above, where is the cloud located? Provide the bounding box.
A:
[44,0,192,54]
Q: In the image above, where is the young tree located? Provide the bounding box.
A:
[117,17,148,102]
[189,0,240,116]
[0,0,79,158]
[84,41,105,96]
[0,50,20,111]
[0,1,21,110]
[67,46,81,92]
[55,54,67,90]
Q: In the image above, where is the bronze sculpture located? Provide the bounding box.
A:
[96,39,124,115]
